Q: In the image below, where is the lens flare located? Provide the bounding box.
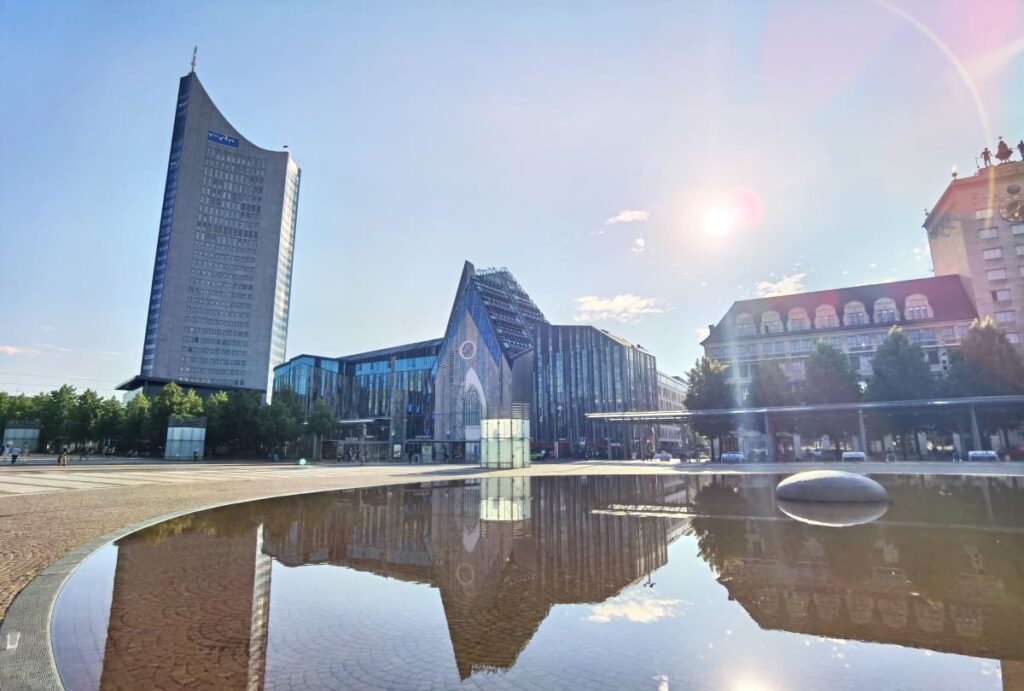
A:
[703,206,737,237]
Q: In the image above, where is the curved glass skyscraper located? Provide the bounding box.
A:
[122,69,300,396]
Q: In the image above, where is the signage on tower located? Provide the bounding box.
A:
[207,130,239,148]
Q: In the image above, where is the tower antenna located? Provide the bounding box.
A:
[190,46,197,73]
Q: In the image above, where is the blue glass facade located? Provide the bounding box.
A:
[141,76,191,377]
[274,262,665,461]
[533,325,658,458]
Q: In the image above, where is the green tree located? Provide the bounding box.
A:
[307,399,337,461]
[804,342,861,404]
[948,318,1024,448]
[225,391,263,455]
[866,328,936,458]
[684,357,735,461]
[0,392,37,433]
[94,397,125,451]
[948,318,1024,396]
[867,328,935,401]
[72,389,103,448]
[38,385,77,450]
[203,390,230,454]
[272,387,305,421]
[149,383,204,447]
[122,393,152,452]
[801,342,862,457]
[746,360,795,459]
[747,361,793,407]
[258,398,301,457]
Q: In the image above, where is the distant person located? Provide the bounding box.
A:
[951,449,961,463]
[192,448,200,462]
[58,447,69,466]
[1019,140,1024,160]
[79,446,89,461]
[9,445,20,465]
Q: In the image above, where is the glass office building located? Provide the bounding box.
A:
[533,325,658,459]
[272,355,340,415]
[274,262,665,461]
[275,339,441,462]
[120,68,300,399]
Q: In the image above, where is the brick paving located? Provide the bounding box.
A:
[0,459,1021,624]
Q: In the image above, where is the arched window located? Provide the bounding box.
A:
[787,308,810,331]
[873,298,898,324]
[904,294,932,320]
[735,313,755,336]
[761,311,783,334]
[843,301,868,326]
[463,388,482,428]
[815,304,838,329]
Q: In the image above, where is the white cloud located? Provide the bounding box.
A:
[588,593,688,624]
[695,326,711,341]
[573,294,671,323]
[754,272,806,297]
[0,345,41,356]
[631,238,647,254]
[606,209,650,225]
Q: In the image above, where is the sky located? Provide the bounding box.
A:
[1,1,1022,399]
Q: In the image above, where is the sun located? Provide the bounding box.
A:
[702,205,737,237]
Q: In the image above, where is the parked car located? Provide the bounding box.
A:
[842,451,866,462]
[719,452,745,463]
[655,451,672,462]
[967,450,1000,462]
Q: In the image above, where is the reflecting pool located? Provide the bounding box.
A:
[52,474,1024,690]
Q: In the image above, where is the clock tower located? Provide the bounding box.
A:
[923,153,1024,349]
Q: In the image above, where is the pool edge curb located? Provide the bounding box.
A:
[0,470,487,690]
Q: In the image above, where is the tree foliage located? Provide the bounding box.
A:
[866,328,937,455]
[804,342,862,404]
[866,328,935,402]
[0,384,315,459]
[684,357,735,459]
[747,361,793,407]
[948,318,1024,397]
[800,342,862,452]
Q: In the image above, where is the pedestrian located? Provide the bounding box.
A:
[10,445,21,465]
[952,449,961,463]
[58,447,69,466]
[192,448,199,462]
[0,445,6,462]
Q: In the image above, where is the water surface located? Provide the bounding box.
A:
[52,474,1024,690]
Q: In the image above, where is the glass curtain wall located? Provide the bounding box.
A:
[533,325,658,459]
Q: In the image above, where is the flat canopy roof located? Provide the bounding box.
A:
[585,395,1024,423]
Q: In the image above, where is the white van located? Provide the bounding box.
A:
[842,451,866,462]
[967,450,1000,462]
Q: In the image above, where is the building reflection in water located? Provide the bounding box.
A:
[82,474,1024,689]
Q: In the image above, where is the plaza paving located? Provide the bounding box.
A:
[1,457,1022,624]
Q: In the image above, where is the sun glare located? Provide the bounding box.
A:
[702,205,737,237]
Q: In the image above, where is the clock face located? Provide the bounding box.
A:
[459,340,477,360]
[1000,195,1024,222]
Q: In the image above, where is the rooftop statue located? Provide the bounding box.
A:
[995,137,1013,163]
[981,147,993,167]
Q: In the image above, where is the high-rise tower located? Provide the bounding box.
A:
[121,67,300,396]
[923,150,1024,348]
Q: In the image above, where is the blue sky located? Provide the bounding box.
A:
[1,1,1022,397]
